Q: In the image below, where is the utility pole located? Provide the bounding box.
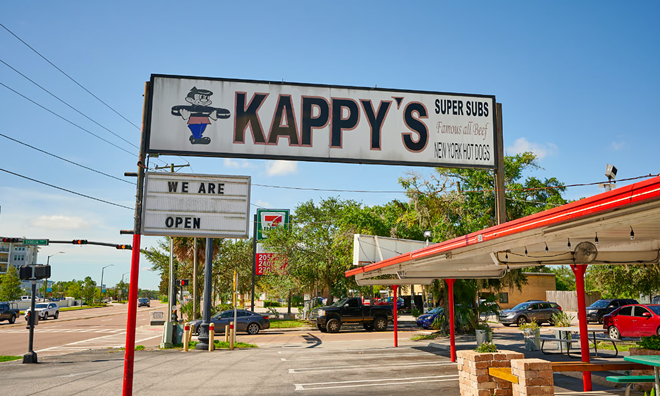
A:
[494,103,506,225]
[100,264,114,303]
[153,163,189,326]
[250,214,257,311]
[44,252,64,299]
[193,237,198,319]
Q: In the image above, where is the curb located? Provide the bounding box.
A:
[428,342,450,350]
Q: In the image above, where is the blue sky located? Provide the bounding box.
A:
[1,1,658,290]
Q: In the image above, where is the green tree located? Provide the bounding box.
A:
[587,264,660,299]
[81,276,96,305]
[67,281,83,300]
[0,266,23,302]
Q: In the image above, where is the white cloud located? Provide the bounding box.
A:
[224,158,252,168]
[611,141,625,150]
[265,160,298,176]
[141,266,152,271]
[255,200,272,208]
[30,215,90,230]
[506,137,557,160]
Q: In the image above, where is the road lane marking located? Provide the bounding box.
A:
[294,375,459,390]
[280,352,434,362]
[288,361,455,373]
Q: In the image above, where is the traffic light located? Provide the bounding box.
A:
[19,266,33,280]
[2,238,22,243]
[18,265,51,280]
[180,279,189,287]
[116,244,132,250]
[72,240,88,245]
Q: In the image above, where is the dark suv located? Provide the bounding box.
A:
[587,299,638,324]
[499,300,562,327]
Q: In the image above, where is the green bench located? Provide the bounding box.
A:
[606,375,656,396]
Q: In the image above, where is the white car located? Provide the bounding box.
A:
[25,302,59,320]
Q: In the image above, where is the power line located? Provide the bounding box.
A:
[0,167,133,210]
[0,81,136,157]
[0,58,139,150]
[0,23,141,130]
[0,133,134,185]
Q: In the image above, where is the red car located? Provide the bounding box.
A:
[603,304,660,339]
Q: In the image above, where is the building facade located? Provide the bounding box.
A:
[481,272,557,310]
[0,241,40,295]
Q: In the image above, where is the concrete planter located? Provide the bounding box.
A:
[523,328,541,351]
[554,329,572,352]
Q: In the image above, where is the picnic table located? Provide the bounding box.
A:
[543,326,624,357]
[623,355,660,396]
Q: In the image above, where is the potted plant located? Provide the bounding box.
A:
[519,320,541,351]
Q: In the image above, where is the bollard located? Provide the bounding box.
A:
[187,322,193,346]
[209,322,215,351]
[183,323,190,352]
[229,322,234,350]
[225,325,229,343]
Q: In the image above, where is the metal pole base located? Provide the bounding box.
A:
[160,321,174,349]
[23,351,38,364]
[195,323,210,350]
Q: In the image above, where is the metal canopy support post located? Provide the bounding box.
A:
[495,103,506,225]
[196,238,214,350]
[393,285,398,347]
[122,81,149,396]
[251,214,257,311]
[571,264,592,392]
[446,279,456,362]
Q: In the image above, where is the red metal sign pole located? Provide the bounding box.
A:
[571,264,592,391]
[393,285,398,347]
[122,233,141,395]
[446,279,456,362]
[122,82,149,396]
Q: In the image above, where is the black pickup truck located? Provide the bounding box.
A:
[310,297,393,333]
[0,302,20,324]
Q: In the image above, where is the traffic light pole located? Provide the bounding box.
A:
[23,279,38,363]
[122,82,149,396]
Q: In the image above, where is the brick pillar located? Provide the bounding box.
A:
[457,350,524,396]
[510,359,554,396]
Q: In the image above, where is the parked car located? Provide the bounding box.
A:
[603,304,660,339]
[138,298,150,307]
[373,297,404,310]
[587,298,638,324]
[24,302,59,320]
[311,297,393,333]
[416,306,444,329]
[190,310,270,335]
[498,301,562,327]
[0,302,20,324]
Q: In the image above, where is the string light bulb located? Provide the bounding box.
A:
[630,226,635,240]
[506,264,510,273]
[595,233,599,246]
[567,238,572,250]
[525,247,528,257]
[545,243,549,254]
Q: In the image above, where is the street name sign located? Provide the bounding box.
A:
[146,75,497,169]
[23,239,48,246]
[141,172,250,238]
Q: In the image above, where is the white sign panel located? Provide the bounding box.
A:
[142,172,250,238]
[353,234,426,265]
[146,75,497,168]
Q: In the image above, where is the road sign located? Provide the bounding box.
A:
[23,239,48,246]
[256,209,289,241]
[141,172,251,238]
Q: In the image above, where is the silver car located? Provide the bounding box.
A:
[499,301,561,327]
[190,310,270,335]
[25,302,59,320]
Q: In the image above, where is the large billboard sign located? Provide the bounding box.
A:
[141,172,250,238]
[146,75,497,169]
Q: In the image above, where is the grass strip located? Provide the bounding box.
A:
[0,356,21,362]
[411,332,443,341]
[268,319,311,329]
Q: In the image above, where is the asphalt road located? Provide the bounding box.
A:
[0,302,167,357]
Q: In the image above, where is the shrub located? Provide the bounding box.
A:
[411,308,421,318]
[264,300,283,308]
[431,315,443,331]
[551,311,574,327]
[475,342,498,353]
[638,335,660,351]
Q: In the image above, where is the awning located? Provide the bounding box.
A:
[346,175,660,284]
